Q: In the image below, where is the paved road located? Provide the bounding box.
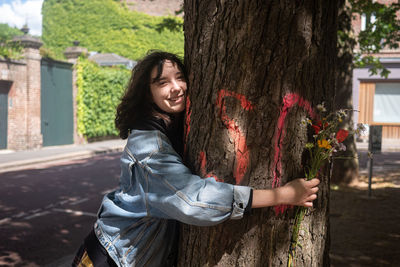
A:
[0,152,121,266]
[0,146,398,266]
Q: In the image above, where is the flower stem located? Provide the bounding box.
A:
[288,206,307,267]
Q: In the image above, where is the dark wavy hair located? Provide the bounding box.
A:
[115,51,187,139]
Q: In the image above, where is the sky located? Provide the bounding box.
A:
[0,0,43,36]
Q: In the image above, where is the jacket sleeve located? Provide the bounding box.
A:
[133,131,252,226]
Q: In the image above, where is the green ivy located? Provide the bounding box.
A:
[42,0,184,60]
[76,57,130,139]
[0,23,23,60]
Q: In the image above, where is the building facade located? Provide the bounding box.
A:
[351,0,400,141]
[0,35,43,150]
[0,35,85,151]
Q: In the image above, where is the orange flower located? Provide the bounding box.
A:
[317,139,332,149]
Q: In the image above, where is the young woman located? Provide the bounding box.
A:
[73,51,320,267]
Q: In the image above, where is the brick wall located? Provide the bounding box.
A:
[25,47,42,149]
[0,46,43,150]
[1,60,27,150]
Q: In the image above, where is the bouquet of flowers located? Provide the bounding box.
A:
[287,103,365,267]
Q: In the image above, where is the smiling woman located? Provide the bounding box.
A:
[0,0,43,36]
[150,60,187,114]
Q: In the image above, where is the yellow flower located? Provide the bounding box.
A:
[317,139,332,149]
[339,118,343,122]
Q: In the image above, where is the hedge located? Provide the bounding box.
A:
[76,57,130,139]
[42,0,184,60]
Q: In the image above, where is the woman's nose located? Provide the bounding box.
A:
[171,79,181,91]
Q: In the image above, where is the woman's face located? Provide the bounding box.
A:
[150,60,187,114]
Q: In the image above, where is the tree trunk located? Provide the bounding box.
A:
[332,0,359,185]
[180,1,337,266]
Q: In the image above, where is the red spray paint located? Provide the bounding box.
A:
[273,93,315,214]
[187,89,253,185]
[184,96,192,156]
[199,151,223,182]
[215,89,254,185]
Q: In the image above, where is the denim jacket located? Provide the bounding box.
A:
[94,127,252,266]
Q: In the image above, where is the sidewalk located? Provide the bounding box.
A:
[0,139,126,173]
[356,139,400,152]
[356,140,400,175]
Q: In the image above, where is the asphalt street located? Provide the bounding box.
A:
[0,152,121,266]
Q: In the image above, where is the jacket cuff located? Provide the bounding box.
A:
[230,185,252,220]
[244,189,253,215]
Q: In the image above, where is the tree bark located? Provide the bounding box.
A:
[332,0,359,185]
[180,1,337,266]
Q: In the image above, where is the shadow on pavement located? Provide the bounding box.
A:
[0,153,120,267]
[330,151,400,267]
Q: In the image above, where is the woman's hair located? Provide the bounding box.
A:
[115,51,186,139]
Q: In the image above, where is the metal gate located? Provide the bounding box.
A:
[0,81,10,149]
[41,59,73,146]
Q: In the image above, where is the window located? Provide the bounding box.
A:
[373,83,400,123]
[361,13,376,31]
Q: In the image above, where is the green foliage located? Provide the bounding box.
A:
[347,1,400,77]
[40,46,58,59]
[353,54,391,77]
[352,1,400,52]
[42,0,184,60]
[155,5,183,33]
[0,23,23,60]
[0,23,23,40]
[76,57,130,139]
[155,16,183,33]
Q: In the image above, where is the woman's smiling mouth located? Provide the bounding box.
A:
[168,95,185,103]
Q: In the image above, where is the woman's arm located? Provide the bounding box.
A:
[252,178,320,208]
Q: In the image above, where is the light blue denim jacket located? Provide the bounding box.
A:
[94,129,252,267]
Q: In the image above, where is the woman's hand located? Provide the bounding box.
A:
[278,178,320,207]
[252,178,320,209]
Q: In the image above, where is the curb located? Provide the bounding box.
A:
[0,146,123,174]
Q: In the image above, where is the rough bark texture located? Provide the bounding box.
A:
[332,0,359,185]
[180,1,337,266]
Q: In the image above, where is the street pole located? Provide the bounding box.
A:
[367,125,381,198]
[368,152,373,197]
